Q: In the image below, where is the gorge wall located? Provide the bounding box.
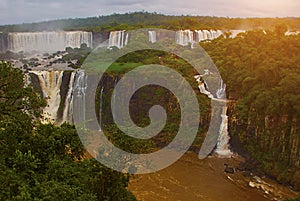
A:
[27,70,233,157]
[3,29,299,191]
[228,101,300,190]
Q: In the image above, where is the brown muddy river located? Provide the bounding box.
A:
[129,153,299,201]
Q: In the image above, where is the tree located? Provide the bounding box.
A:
[0,61,136,200]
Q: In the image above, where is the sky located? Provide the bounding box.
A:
[0,0,299,25]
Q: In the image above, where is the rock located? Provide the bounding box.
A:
[225,166,235,174]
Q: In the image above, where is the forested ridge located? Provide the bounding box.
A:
[201,26,300,190]
[0,12,300,32]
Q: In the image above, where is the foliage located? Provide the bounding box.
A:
[0,62,136,200]
[202,27,300,188]
[1,12,300,32]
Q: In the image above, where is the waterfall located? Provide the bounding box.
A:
[214,106,232,156]
[175,30,194,47]
[99,86,104,131]
[28,70,87,125]
[195,71,232,157]
[176,30,223,46]
[195,75,214,99]
[195,30,223,42]
[31,70,64,123]
[149,31,157,43]
[108,30,128,49]
[195,30,205,42]
[7,31,93,52]
[216,79,226,99]
[229,30,246,38]
[62,72,76,123]
[72,70,87,126]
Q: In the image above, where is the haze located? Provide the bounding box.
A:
[0,0,299,25]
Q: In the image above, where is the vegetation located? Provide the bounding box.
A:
[201,26,300,189]
[91,50,210,159]
[0,12,300,32]
[285,198,300,201]
[0,61,136,200]
[0,11,300,197]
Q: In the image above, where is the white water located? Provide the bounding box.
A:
[28,70,88,125]
[72,70,87,126]
[195,71,232,157]
[108,30,128,49]
[149,31,157,43]
[214,106,232,156]
[175,30,194,47]
[62,72,76,124]
[216,79,226,99]
[176,29,223,47]
[31,70,64,123]
[229,30,246,38]
[8,31,93,52]
[192,30,223,42]
[99,86,104,131]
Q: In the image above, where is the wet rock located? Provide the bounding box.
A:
[224,164,235,174]
[225,167,235,174]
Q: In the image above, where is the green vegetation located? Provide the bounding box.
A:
[201,26,300,189]
[0,61,136,200]
[0,12,300,32]
[94,49,211,154]
[63,43,92,68]
[285,198,300,201]
[1,11,300,196]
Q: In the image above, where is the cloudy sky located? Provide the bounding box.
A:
[0,0,299,25]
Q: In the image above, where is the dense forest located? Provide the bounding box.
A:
[0,12,300,32]
[0,12,300,200]
[201,26,300,190]
[0,62,136,200]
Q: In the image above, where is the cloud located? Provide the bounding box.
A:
[0,0,299,25]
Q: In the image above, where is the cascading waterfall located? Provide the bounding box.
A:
[108,30,128,49]
[195,30,223,42]
[62,72,76,123]
[28,70,88,125]
[195,71,232,157]
[229,30,246,38]
[148,31,157,43]
[195,75,214,99]
[214,106,232,156]
[216,79,226,99]
[176,29,223,47]
[195,30,205,41]
[72,70,87,126]
[7,31,93,52]
[32,70,64,123]
[99,86,104,131]
[175,30,194,47]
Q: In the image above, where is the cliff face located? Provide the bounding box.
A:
[228,101,300,190]
[96,73,211,151]
[0,33,8,53]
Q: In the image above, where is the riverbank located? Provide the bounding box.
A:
[129,152,299,201]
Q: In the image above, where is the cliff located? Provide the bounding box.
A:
[228,101,300,190]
